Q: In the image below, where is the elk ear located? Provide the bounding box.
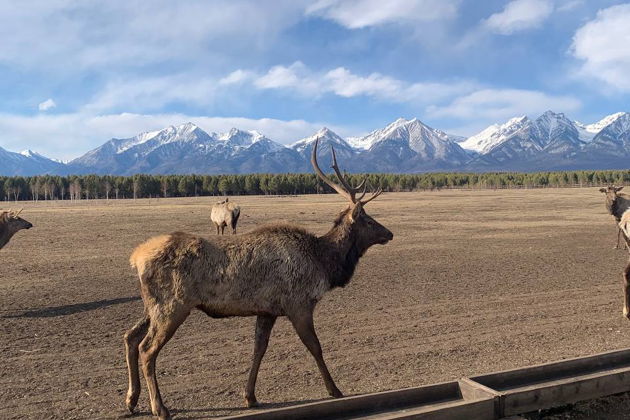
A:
[616,187,624,192]
[349,202,363,222]
[600,188,607,193]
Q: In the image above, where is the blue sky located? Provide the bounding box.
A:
[1,0,629,160]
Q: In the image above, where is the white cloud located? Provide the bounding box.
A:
[483,0,553,35]
[83,75,218,113]
[38,98,56,111]
[243,62,477,103]
[571,4,630,91]
[0,1,308,71]
[306,0,460,28]
[557,0,583,13]
[254,62,315,90]
[426,88,581,121]
[0,112,352,160]
[219,69,254,85]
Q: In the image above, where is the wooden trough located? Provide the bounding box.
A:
[470,348,630,417]
[221,380,496,420]
[220,348,630,420]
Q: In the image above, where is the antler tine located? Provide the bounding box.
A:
[356,181,368,202]
[311,139,354,203]
[330,146,368,197]
[360,188,383,205]
[329,146,356,193]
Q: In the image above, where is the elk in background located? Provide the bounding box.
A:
[211,197,241,235]
[600,186,630,249]
[0,209,33,250]
[123,138,393,420]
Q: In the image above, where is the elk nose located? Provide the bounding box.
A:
[26,223,33,229]
[386,230,393,240]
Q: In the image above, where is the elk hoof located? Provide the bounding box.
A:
[330,388,344,398]
[126,392,139,414]
[624,307,630,320]
[244,396,259,408]
[155,406,171,420]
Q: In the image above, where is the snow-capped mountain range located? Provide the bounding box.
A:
[1,111,629,176]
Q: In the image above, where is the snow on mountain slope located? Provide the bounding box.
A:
[3,111,630,176]
[576,112,629,142]
[459,116,529,154]
[0,146,64,176]
[357,118,470,170]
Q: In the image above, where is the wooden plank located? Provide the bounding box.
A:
[471,348,630,392]
[459,377,502,417]
[219,381,495,420]
[499,366,630,416]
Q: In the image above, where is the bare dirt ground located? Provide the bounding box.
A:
[2,189,630,420]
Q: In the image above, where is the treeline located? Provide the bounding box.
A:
[1,170,629,201]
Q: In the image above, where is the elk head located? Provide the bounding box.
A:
[1,209,33,233]
[600,185,625,216]
[311,139,393,250]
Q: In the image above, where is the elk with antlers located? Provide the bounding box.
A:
[123,138,393,419]
[0,209,33,250]
[600,185,630,249]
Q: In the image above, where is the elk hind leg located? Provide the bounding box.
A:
[244,315,277,407]
[289,311,343,398]
[140,306,190,420]
[624,262,630,320]
[124,315,150,413]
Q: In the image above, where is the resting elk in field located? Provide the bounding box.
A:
[210,197,241,235]
[0,209,33,250]
[123,139,393,420]
[600,185,630,249]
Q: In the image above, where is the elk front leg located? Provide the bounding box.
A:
[289,311,343,398]
[244,315,277,407]
[616,228,622,250]
[140,308,189,420]
[624,262,630,320]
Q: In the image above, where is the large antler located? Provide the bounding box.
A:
[311,138,382,205]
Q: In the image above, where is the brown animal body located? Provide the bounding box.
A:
[124,139,393,420]
[211,197,240,234]
[600,186,630,249]
[619,211,630,319]
[0,209,33,250]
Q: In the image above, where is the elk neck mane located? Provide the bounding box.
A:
[611,193,630,219]
[319,207,363,289]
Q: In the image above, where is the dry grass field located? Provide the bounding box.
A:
[1,188,630,419]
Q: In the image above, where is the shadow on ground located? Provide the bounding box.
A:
[3,296,141,318]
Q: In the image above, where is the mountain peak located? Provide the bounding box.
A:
[460,115,531,154]
[220,127,265,144]
[291,127,350,151]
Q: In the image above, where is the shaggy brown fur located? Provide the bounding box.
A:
[0,209,33,250]
[210,197,241,235]
[619,211,630,248]
[600,186,630,249]
[624,259,630,320]
[124,143,393,420]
